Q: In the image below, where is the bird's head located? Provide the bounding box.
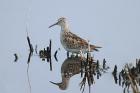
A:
[49,17,66,28]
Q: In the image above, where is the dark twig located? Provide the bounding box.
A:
[14,53,18,62]
[35,45,38,54]
[112,65,118,84]
[27,36,33,53]
[27,63,31,93]
[27,51,32,64]
[103,58,106,69]
[49,40,52,71]
[54,48,60,62]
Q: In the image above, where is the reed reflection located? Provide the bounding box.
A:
[112,59,140,93]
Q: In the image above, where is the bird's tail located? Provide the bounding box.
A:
[90,45,102,51]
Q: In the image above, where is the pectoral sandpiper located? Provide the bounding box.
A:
[49,17,101,53]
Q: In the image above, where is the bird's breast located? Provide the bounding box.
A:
[60,31,89,53]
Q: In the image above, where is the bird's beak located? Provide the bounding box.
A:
[49,81,60,86]
[49,21,59,28]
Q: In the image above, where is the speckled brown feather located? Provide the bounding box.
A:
[63,31,101,51]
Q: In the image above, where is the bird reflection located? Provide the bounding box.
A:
[50,55,109,92]
[50,56,82,90]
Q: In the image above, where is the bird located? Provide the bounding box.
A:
[49,17,101,54]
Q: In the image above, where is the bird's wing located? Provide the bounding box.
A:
[64,31,101,51]
[68,31,88,46]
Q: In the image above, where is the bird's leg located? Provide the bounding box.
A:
[75,53,80,58]
[67,51,69,58]
[71,53,75,58]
